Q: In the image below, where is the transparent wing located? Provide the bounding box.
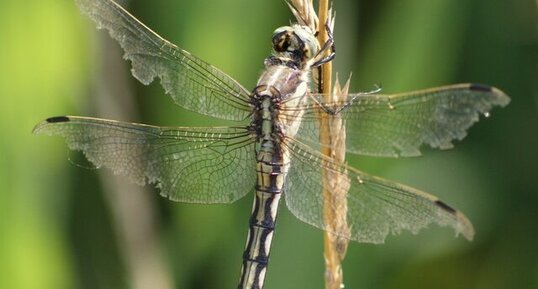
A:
[292,83,510,157]
[33,116,257,203]
[283,137,474,244]
[76,0,252,120]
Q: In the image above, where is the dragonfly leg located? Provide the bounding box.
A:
[311,23,336,68]
[311,84,384,115]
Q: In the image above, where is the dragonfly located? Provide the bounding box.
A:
[33,0,510,288]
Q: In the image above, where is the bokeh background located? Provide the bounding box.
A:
[1,0,536,289]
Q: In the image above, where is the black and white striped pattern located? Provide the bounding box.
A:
[237,45,312,288]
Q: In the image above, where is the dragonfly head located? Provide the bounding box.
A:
[271,25,319,67]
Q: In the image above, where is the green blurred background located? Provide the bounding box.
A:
[1,0,536,288]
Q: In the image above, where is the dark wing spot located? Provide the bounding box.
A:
[469,83,493,92]
[46,116,70,123]
[435,200,457,214]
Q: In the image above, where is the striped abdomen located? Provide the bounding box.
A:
[238,58,308,289]
[238,139,285,289]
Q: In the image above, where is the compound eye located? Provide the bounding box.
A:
[272,30,290,52]
[292,26,319,59]
[271,25,318,62]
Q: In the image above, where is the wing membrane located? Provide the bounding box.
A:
[292,83,510,157]
[76,0,252,120]
[283,137,474,243]
[33,116,257,203]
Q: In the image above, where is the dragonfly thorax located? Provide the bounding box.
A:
[270,25,319,69]
[251,60,310,144]
[250,86,281,142]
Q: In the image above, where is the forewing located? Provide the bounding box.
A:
[294,83,510,157]
[33,116,257,203]
[283,138,474,243]
[76,0,251,120]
